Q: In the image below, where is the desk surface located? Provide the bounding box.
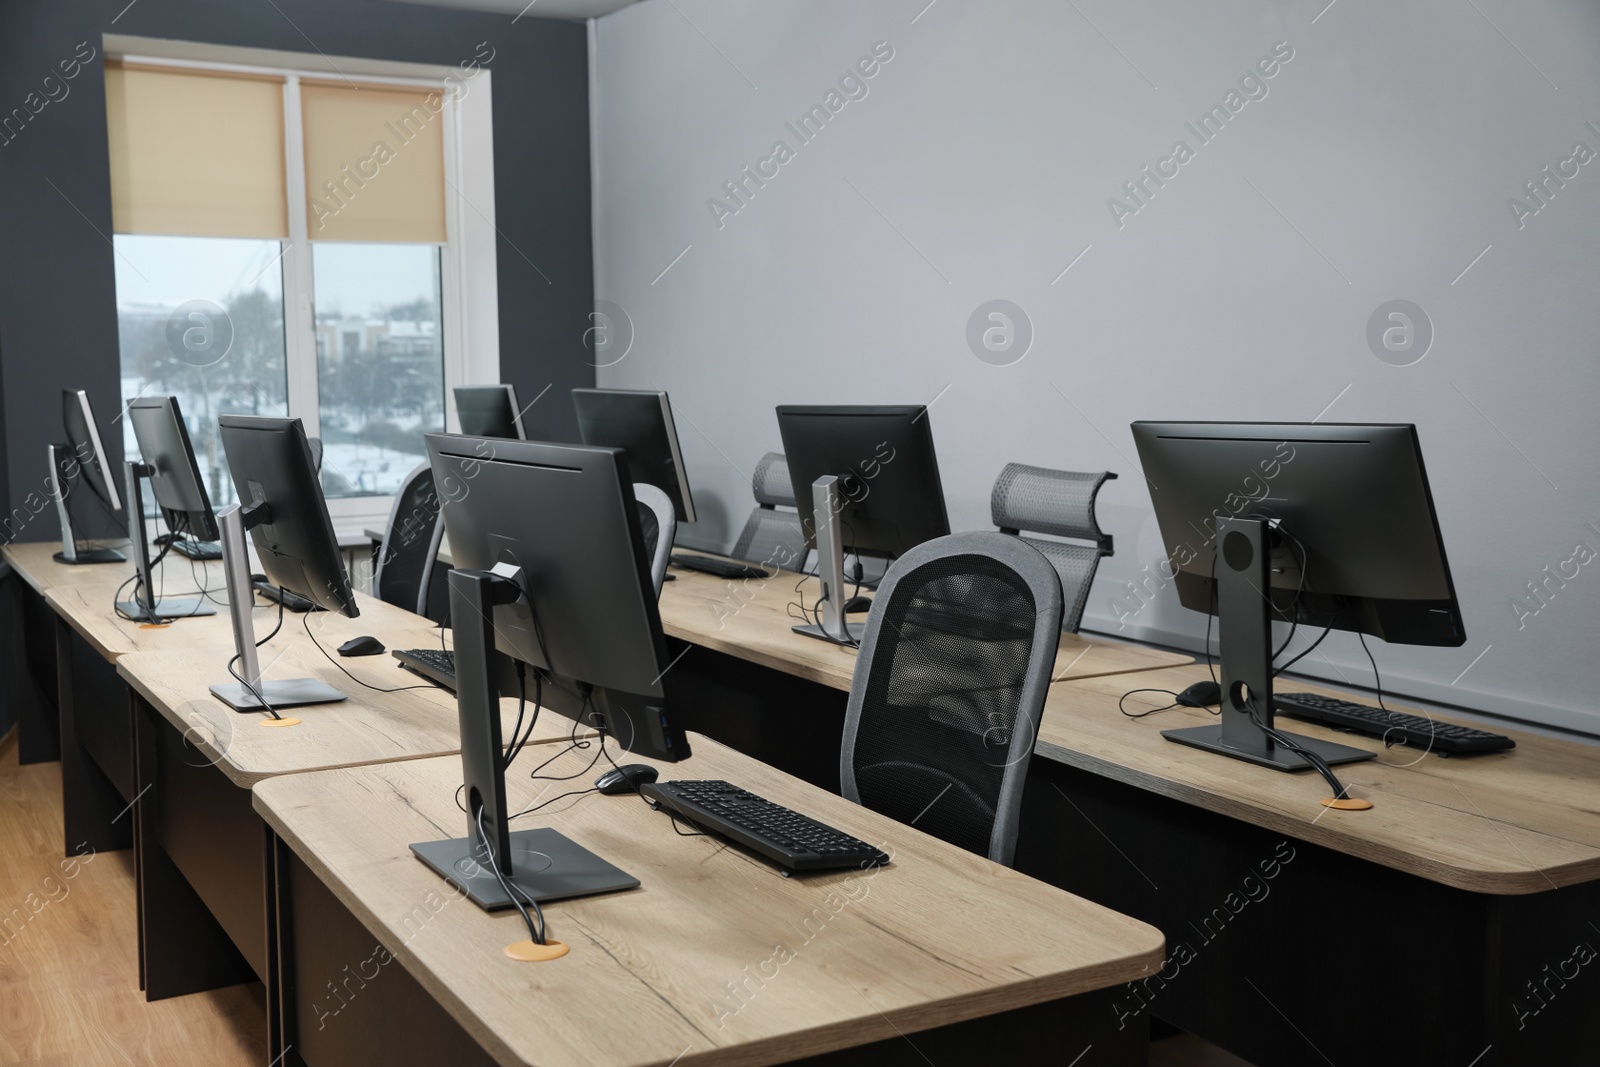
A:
[1042,663,1600,895]
[46,578,438,663]
[255,735,1165,1067]
[3,539,144,596]
[658,554,1192,691]
[118,637,583,789]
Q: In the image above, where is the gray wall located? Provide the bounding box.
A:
[592,0,1600,736]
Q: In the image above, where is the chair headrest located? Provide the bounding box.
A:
[752,452,796,508]
[990,463,1113,544]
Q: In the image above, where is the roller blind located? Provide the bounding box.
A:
[301,82,447,243]
[105,63,289,238]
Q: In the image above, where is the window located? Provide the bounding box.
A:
[106,49,497,529]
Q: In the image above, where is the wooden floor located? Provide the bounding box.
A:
[0,730,265,1066]
[0,726,1251,1067]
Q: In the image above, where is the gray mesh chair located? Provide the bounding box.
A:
[991,463,1116,633]
[840,532,1064,867]
[373,462,446,617]
[730,452,808,572]
[633,483,676,597]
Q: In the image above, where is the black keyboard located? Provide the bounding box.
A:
[251,576,321,612]
[1274,692,1515,755]
[670,554,773,581]
[170,538,222,561]
[640,780,889,873]
[393,647,456,690]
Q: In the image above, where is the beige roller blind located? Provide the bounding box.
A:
[105,63,288,238]
[301,81,446,243]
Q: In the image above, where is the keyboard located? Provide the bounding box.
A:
[393,647,456,690]
[640,780,889,873]
[251,576,320,613]
[670,554,773,581]
[1274,692,1515,755]
[170,538,222,561]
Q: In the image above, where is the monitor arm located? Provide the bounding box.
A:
[115,461,215,623]
[791,475,866,646]
[48,443,124,565]
[206,499,342,712]
[1161,516,1372,774]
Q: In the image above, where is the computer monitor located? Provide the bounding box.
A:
[208,415,357,712]
[775,404,950,643]
[454,384,526,439]
[410,432,689,913]
[1130,421,1465,775]
[116,396,219,621]
[50,389,125,564]
[572,387,697,523]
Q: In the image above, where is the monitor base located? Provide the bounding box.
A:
[210,678,347,712]
[1162,724,1375,772]
[55,547,125,565]
[116,597,217,622]
[792,621,865,645]
[411,827,639,910]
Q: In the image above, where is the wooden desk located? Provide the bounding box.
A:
[659,555,1193,690]
[653,556,1191,793]
[1,537,211,764]
[1013,663,1600,1065]
[256,735,1166,1067]
[117,638,585,1065]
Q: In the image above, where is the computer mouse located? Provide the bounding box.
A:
[595,764,659,795]
[1177,680,1221,708]
[842,595,873,613]
[338,635,386,657]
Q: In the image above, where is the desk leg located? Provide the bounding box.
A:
[133,694,255,1000]
[4,572,61,764]
[57,617,131,855]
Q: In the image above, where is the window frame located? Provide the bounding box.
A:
[109,46,499,533]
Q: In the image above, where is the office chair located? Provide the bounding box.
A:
[633,483,676,597]
[373,462,446,618]
[730,451,808,572]
[840,532,1063,867]
[990,463,1116,633]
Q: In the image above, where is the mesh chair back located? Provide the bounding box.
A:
[990,462,1115,632]
[841,532,1063,867]
[374,462,445,617]
[633,482,676,597]
[750,450,795,508]
[731,452,808,572]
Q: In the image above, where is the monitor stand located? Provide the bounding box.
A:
[1162,516,1374,772]
[48,444,124,565]
[411,567,638,910]
[207,500,345,712]
[792,475,865,646]
[115,462,216,622]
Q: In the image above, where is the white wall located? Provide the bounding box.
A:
[591,0,1600,737]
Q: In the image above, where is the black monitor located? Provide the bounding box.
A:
[410,432,688,916]
[116,396,220,622]
[776,404,950,643]
[1130,421,1465,779]
[572,387,697,523]
[454,385,526,440]
[208,415,356,712]
[127,395,219,543]
[63,389,122,513]
[50,389,125,564]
